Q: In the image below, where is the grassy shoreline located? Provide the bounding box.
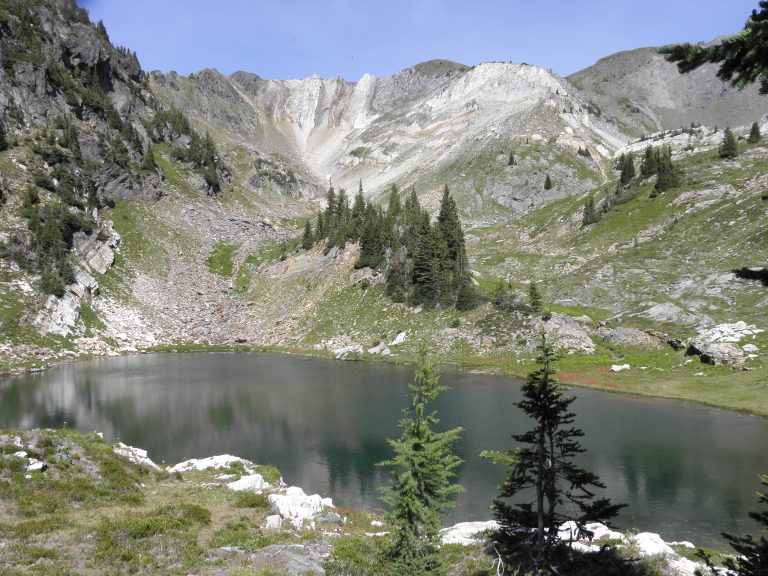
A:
[0,427,728,573]
[2,342,767,418]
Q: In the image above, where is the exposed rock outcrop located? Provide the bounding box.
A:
[686,321,764,368]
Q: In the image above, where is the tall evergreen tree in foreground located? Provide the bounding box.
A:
[719,127,739,159]
[379,351,463,575]
[482,334,624,573]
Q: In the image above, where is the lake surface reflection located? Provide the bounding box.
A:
[1,352,766,547]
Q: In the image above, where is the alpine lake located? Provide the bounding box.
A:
[1,352,766,548]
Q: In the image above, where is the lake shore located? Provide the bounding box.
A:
[0,428,718,575]
[3,341,767,417]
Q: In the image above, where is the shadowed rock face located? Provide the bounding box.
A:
[568,44,768,138]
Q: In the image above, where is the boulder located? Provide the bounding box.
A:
[35,293,81,336]
[440,521,500,545]
[226,473,270,492]
[390,331,407,346]
[168,454,254,473]
[367,342,391,356]
[686,322,763,368]
[687,339,745,368]
[25,459,46,472]
[640,302,701,325]
[542,313,595,353]
[248,541,331,576]
[631,532,675,557]
[601,327,662,347]
[610,364,630,372]
[114,442,161,470]
[334,344,363,359]
[69,268,99,301]
[268,486,333,528]
[315,511,344,526]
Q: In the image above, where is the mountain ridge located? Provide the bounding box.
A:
[0,0,766,421]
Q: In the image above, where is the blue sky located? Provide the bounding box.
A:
[77,1,758,80]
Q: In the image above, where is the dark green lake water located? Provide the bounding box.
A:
[1,352,766,547]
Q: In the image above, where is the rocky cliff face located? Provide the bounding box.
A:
[568,43,768,137]
[151,60,629,215]
[151,45,768,217]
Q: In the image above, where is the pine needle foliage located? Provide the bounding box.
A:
[379,351,463,576]
[661,2,768,94]
[483,334,625,572]
[308,181,475,309]
[719,127,739,159]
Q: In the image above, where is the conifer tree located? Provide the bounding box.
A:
[482,334,624,571]
[325,186,336,224]
[402,187,424,255]
[436,184,467,278]
[653,146,680,194]
[508,151,515,166]
[67,123,81,161]
[455,277,479,311]
[412,225,450,307]
[387,183,402,221]
[351,181,366,239]
[719,127,739,158]
[748,121,762,144]
[315,211,326,241]
[95,19,109,40]
[528,281,543,314]
[0,121,7,151]
[356,205,386,269]
[582,194,600,226]
[619,152,635,185]
[336,188,351,240]
[301,219,314,250]
[640,145,659,177]
[662,2,768,94]
[379,351,463,576]
[544,173,553,190]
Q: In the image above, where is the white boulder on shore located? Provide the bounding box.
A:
[109,443,705,575]
[440,521,500,545]
[269,486,334,529]
[226,473,270,492]
[446,520,704,576]
[114,442,161,470]
[168,454,253,473]
[113,445,336,529]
